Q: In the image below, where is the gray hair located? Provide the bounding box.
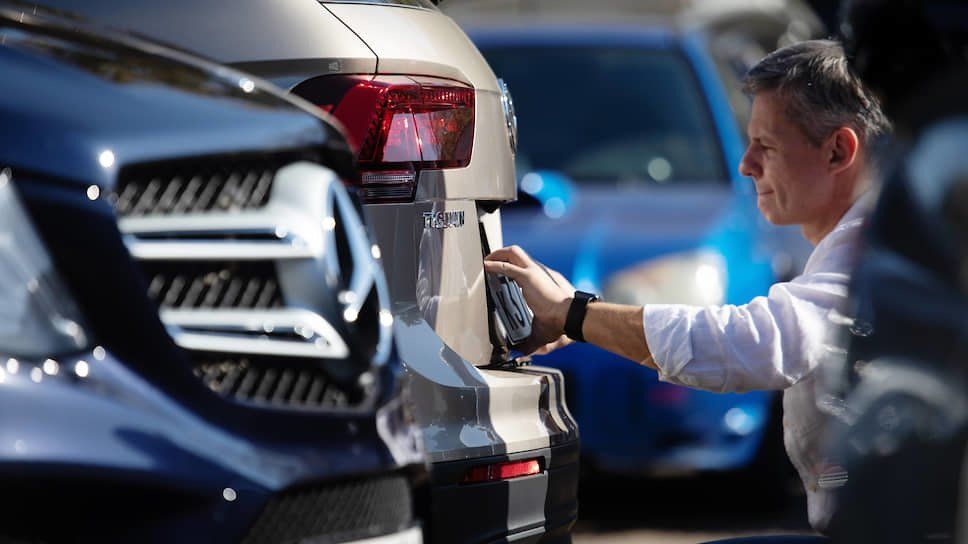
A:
[743,39,891,153]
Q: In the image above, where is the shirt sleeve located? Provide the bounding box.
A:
[642,272,849,393]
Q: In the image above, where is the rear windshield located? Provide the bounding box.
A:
[320,0,437,8]
[479,46,728,185]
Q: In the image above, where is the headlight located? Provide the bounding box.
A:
[0,169,88,358]
[603,249,727,307]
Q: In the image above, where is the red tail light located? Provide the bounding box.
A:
[311,75,475,203]
[461,458,542,484]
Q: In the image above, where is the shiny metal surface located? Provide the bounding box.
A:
[324,2,498,91]
[498,78,519,156]
[161,308,350,359]
[367,200,491,366]
[344,526,423,544]
[370,203,576,461]
[27,0,377,66]
[119,161,393,401]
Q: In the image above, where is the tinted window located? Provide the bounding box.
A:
[480,46,727,185]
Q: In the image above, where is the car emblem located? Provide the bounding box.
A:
[497,78,518,156]
[422,210,465,229]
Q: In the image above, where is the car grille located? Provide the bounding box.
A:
[241,474,414,544]
[112,155,289,217]
[141,261,284,310]
[113,151,380,412]
[193,354,360,409]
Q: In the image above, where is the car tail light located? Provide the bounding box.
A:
[311,75,475,204]
[461,458,542,484]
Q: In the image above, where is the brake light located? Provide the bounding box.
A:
[461,458,542,484]
[313,75,475,204]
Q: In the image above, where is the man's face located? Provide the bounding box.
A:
[739,91,834,226]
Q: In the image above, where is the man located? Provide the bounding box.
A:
[485,39,890,532]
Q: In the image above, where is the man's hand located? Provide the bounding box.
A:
[484,245,575,356]
[485,245,655,366]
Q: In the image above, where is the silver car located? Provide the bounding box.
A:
[27,1,581,542]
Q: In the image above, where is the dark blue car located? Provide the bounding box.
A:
[467,23,807,477]
[0,5,425,542]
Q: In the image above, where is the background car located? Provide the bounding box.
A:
[447,1,819,486]
[0,5,424,542]
[21,1,581,542]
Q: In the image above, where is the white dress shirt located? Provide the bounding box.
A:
[642,197,868,530]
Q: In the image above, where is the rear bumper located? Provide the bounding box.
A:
[426,439,580,544]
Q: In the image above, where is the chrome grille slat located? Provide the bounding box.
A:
[116,155,383,413]
[219,363,244,395]
[191,355,361,410]
[220,278,244,308]
[255,279,278,309]
[157,176,183,213]
[132,179,162,216]
[193,175,220,213]
[201,273,225,308]
[140,262,283,311]
[236,172,259,207]
[273,370,296,404]
[112,155,305,218]
[173,176,203,214]
[307,378,326,404]
[255,367,278,401]
[291,371,312,403]
[238,277,263,308]
[163,276,186,307]
[182,276,206,308]
[236,367,259,399]
[217,173,241,210]
[250,171,273,205]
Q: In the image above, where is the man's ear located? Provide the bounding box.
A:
[827,126,860,174]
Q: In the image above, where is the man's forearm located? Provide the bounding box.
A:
[578,302,656,369]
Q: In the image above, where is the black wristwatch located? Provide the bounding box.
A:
[564,291,600,342]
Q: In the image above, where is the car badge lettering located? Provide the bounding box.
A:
[423,210,465,229]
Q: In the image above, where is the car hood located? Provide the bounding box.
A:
[500,185,754,290]
[0,4,350,190]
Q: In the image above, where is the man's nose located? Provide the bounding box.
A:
[738,147,760,179]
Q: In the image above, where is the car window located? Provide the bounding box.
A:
[480,45,728,185]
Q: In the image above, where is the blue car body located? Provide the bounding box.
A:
[470,24,793,474]
[0,6,424,542]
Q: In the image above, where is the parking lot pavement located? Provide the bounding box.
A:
[572,473,817,544]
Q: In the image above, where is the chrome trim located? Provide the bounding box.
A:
[497,78,518,156]
[161,308,350,359]
[342,526,423,544]
[124,236,315,261]
[117,161,394,404]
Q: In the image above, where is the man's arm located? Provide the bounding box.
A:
[485,245,847,393]
[484,245,654,367]
[582,302,656,368]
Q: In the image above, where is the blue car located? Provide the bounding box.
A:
[0,5,425,542]
[467,23,807,477]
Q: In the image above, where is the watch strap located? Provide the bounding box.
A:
[564,291,599,342]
